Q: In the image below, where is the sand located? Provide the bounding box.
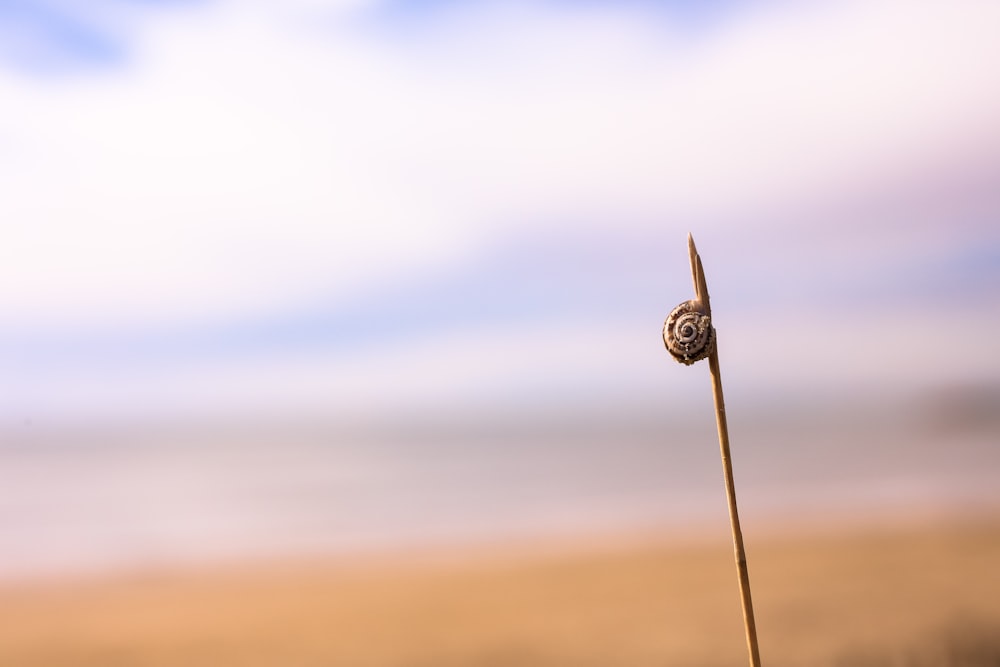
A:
[2,516,999,666]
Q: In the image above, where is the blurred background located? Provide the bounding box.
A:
[0,0,999,664]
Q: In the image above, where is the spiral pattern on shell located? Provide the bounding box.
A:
[663,300,715,365]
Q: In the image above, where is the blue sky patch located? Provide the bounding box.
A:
[0,0,204,74]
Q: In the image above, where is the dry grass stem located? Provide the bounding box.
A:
[684,233,761,667]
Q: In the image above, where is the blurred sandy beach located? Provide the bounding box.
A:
[2,515,999,667]
[2,396,998,665]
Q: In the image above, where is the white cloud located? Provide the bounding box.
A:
[0,0,999,420]
[0,0,998,332]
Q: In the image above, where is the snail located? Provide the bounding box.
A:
[663,299,715,365]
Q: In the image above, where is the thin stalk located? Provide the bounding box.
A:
[687,233,761,667]
[709,348,761,667]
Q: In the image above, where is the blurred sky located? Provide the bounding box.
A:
[1,0,999,425]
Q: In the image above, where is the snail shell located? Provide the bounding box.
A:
[663,300,715,365]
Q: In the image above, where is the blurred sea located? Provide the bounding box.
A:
[1,394,998,580]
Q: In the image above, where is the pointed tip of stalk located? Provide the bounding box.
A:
[687,232,698,297]
[686,233,710,315]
